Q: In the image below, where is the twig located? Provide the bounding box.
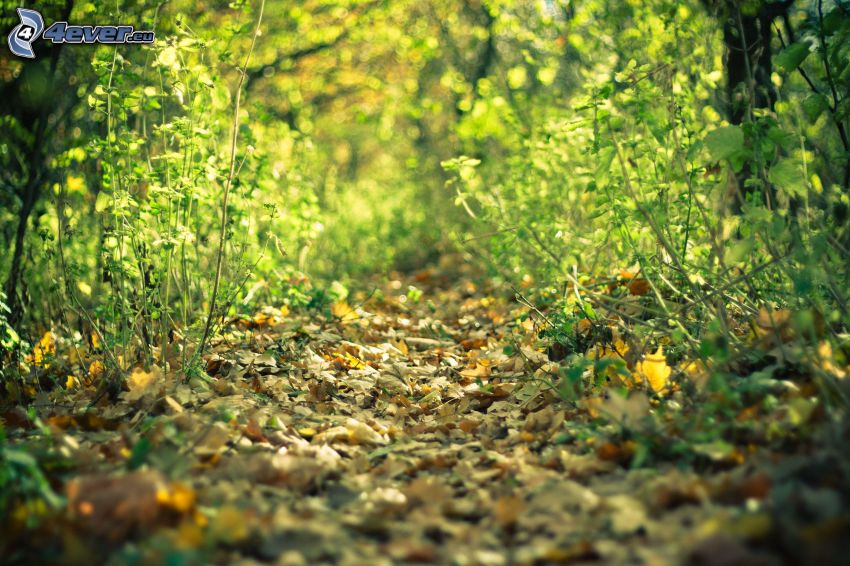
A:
[198,0,267,359]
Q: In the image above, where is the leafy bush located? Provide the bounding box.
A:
[446,0,850,377]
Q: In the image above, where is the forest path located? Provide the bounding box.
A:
[5,264,839,565]
[163,269,710,565]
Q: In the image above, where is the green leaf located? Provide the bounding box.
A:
[768,159,807,198]
[3,447,38,468]
[775,42,810,74]
[595,146,616,185]
[95,191,111,213]
[822,8,844,36]
[704,125,744,162]
[127,437,151,470]
[802,94,830,122]
[725,239,754,264]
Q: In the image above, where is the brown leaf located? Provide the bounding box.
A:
[493,495,524,530]
[460,338,488,351]
[596,440,636,465]
[195,421,231,456]
[627,278,651,296]
[243,418,267,443]
[245,446,341,492]
[67,471,193,541]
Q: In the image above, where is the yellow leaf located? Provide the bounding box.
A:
[156,482,195,514]
[681,359,709,389]
[88,360,105,380]
[331,301,358,322]
[817,342,847,379]
[392,338,409,356]
[297,427,317,439]
[343,352,365,370]
[345,418,388,445]
[28,331,56,367]
[125,366,164,403]
[77,281,92,296]
[636,347,671,392]
[171,519,204,550]
[612,335,630,356]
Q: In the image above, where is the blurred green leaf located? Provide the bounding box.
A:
[705,125,744,162]
[775,42,810,74]
[802,94,830,122]
[769,159,807,198]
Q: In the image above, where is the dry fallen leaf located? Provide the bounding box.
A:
[345,418,389,445]
[245,445,341,492]
[124,366,165,404]
[627,278,651,296]
[88,360,106,381]
[195,421,231,456]
[67,471,194,541]
[209,505,252,544]
[494,495,524,530]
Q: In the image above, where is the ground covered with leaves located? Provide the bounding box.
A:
[3,264,850,565]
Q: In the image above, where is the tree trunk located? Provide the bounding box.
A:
[4,186,38,325]
[721,1,792,212]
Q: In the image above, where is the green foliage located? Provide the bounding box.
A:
[0,423,64,528]
[2,1,324,379]
[0,291,22,354]
[446,0,850,372]
[775,42,811,73]
[705,125,745,162]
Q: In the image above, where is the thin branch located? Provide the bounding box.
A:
[198,0,266,360]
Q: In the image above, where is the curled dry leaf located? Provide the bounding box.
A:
[346,418,389,445]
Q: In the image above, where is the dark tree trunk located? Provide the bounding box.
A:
[5,191,37,324]
[721,1,793,212]
[723,8,777,126]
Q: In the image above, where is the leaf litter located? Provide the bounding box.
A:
[2,263,850,565]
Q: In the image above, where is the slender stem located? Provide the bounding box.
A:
[197,0,266,359]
